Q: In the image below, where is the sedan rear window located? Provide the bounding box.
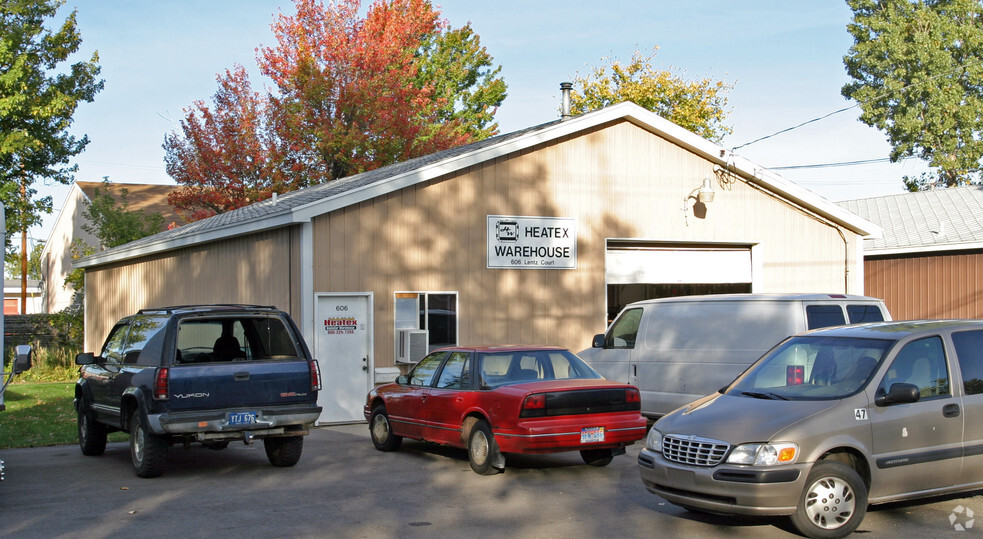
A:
[478,349,600,389]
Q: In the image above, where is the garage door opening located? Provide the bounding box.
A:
[605,242,753,321]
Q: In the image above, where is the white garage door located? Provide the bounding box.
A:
[606,247,752,284]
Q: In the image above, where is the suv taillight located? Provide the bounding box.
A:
[309,360,322,391]
[153,367,169,400]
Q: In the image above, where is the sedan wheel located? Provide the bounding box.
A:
[467,419,503,475]
[790,460,867,538]
[369,405,402,451]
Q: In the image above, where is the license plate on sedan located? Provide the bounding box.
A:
[581,426,605,443]
[228,411,258,426]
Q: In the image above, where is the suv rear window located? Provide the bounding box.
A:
[176,316,300,363]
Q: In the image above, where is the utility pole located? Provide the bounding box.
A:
[20,179,27,315]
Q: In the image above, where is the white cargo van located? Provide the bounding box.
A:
[580,294,890,418]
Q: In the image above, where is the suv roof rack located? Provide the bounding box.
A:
[136,304,278,315]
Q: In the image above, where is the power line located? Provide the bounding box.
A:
[770,157,893,170]
[730,57,983,152]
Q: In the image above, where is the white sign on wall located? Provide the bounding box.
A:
[487,215,577,269]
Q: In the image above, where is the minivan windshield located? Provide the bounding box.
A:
[725,336,894,400]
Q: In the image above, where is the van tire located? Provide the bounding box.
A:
[580,448,614,466]
[790,460,867,538]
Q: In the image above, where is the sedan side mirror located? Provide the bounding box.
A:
[13,345,32,374]
[395,374,409,385]
[875,382,920,406]
[592,334,606,348]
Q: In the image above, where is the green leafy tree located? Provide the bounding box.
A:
[0,0,103,243]
[569,48,733,143]
[414,22,508,141]
[82,180,165,248]
[3,240,43,279]
[843,0,983,189]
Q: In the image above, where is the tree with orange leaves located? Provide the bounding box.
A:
[165,0,506,221]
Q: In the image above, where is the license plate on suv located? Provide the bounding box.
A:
[581,426,605,443]
[228,411,258,426]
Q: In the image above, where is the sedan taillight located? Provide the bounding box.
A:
[309,360,322,391]
[153,367,169,400]
[520,394,547,418]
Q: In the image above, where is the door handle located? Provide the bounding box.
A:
[943,403,960,418]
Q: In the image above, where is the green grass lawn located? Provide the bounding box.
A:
[0,382,125,449]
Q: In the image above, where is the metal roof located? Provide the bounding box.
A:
[838,185,983,255]
[76,102,881,269]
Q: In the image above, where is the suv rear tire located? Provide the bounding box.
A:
[265,436,304,467]
[130,410,167,478]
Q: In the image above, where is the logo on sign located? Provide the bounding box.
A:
[324,317,357,331]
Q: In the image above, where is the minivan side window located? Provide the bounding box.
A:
[606,308,643,349]
[878,336,950,400]
[806,305,846,330]
[847,305,884,324]
[951,330,983,395]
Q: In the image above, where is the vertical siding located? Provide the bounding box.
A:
[311,120,858,368]
[84,227,299,349]
[865,251,983,319]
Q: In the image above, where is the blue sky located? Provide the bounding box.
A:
[38,0,929,245]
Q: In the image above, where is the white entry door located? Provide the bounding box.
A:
[314,293,373,423]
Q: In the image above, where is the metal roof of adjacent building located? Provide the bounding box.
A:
[75,102,882,269]
[838,185,983,255]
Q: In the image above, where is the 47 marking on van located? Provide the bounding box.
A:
[855,408,868,421]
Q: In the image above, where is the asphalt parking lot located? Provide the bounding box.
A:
[0,424,980,538]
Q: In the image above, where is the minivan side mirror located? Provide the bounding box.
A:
[592,334,606,348]
[13,344,32,374]
[75,352,97,366]
[875,382,920,406]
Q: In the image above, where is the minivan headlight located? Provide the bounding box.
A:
[725,442,798,466]
[646,428,663,452]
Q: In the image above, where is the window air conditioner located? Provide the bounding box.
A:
[396,329,428,364]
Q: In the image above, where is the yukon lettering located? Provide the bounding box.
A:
[173,392,210,399]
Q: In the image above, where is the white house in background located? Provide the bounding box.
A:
[4,278,42,314]
[39,181,186,313]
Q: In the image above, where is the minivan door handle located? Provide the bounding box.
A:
[943,403,960,418]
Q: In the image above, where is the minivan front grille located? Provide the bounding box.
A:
[663,435,729,467]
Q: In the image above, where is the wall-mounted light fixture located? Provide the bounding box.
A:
[682,177,715,225]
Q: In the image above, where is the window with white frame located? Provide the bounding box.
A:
[394,292,458,352]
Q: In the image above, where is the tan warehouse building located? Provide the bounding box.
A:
[76,102,880,423]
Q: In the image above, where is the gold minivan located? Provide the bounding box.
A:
[639,320,983,538]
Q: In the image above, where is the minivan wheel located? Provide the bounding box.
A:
[790,460,867,538]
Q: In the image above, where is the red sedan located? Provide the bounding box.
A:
[364,345,647,474]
